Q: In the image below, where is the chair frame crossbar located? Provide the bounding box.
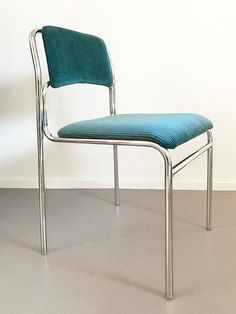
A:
[29,28,213,300]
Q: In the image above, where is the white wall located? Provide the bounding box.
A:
[1,0,236,190]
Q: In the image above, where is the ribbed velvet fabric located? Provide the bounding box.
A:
[58,113,213,149]
[41,26,113,88]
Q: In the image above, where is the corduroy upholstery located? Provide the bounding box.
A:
[42,26,113,88]
[41,25,213,149]
[58,113,213,149]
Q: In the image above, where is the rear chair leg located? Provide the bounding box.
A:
[37,121,47,255]
[113,145,120,207]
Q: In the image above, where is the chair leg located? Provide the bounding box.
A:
[37,125,47,255]
[113,145,120,207]
[164,155,173,300]
[206,135,213,231]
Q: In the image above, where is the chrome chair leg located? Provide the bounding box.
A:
[206,131,213,231]
[37,125,47,255]
[164,153,173,300]
[113,145,120,207]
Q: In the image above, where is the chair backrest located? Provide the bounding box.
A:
[41,26,113,88]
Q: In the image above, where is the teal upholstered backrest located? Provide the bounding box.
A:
[41,26,113,88]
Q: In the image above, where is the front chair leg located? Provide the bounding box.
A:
[113,145,120,207]
[206,131,213,231]
[37,126,47,255]
[164,153,173,300]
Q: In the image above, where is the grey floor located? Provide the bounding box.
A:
[0,189,235,314]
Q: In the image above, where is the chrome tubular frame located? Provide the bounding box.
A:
[206,131,213,231]
[109,85,120,206]
[29,29,47,255]
[29,29,213,300]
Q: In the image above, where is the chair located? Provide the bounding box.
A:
[29,25,213,299]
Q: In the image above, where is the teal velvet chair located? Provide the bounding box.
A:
[29,26,213,299]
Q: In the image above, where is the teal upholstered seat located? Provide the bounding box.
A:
[58,113,213,149]
[42,25,213,150]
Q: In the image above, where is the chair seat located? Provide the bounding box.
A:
[58,113,213,149]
